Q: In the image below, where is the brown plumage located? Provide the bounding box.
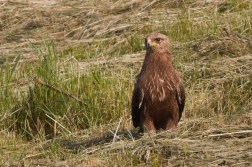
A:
[131,32,185,133]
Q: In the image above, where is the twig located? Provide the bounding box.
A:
[127,129,135,142]
[111,117,122,142]
[45,114,74,136]
[222,26,230,37]
[23,151,49,160]
[33,77,85,105]
[0,107,22,122]
[208,130,252,137]
[139,0,158,13]
[223,26,251,41]
[144,124,156,147]
[85,147,101,155]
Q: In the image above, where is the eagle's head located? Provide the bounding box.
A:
[145,33,171,54]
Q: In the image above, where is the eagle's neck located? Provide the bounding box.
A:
[141,51,173,75]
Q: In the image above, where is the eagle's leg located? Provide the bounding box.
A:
[165,119,178,130]
[140,117,156,133]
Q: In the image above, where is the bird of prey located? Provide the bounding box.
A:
[131,32,185,133]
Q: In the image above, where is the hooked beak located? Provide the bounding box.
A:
[145,39,158,48]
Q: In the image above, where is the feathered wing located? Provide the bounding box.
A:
[131,74,142,128]
[176,77,185,122]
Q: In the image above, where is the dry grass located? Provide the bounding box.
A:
[0,0,252,166]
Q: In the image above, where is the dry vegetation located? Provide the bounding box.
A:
[0,0,252,166]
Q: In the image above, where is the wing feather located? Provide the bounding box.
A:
[131,74,142,127]
[176,72,185,122]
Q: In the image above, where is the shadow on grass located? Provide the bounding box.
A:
[61,130,143,152]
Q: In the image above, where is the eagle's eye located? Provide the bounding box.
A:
[155,38,161,42]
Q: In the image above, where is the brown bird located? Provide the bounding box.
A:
[131,32,185,133]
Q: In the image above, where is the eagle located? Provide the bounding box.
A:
[131,32,185,133]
